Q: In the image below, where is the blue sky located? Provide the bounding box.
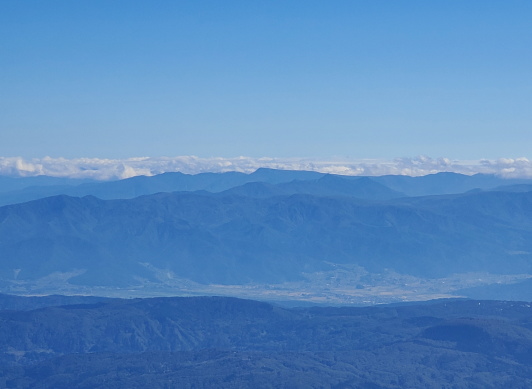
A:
[1,1,531,160]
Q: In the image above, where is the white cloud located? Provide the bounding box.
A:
[1,155,532,180]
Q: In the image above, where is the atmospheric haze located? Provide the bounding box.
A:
[1,155,532,180]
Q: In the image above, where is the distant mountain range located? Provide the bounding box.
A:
[1,170,531,387]
[1,169,532,206]
[0,168,531,301]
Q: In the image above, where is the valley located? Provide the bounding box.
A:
[4,265,530,306]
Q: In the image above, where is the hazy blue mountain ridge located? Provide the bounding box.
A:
[0,168,325,206]
[0,176,96,193]
[2,169,531,206]
[371,172,532,196]
[1,189,532,287]
[221,175,405,200]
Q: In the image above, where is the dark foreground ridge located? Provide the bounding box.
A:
[0,295,530,388]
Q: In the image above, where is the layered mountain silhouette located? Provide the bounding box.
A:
[1,169,531,206]
[1,188,531,287]
[1,169,531,387]
[1,168,531,301]
[0,168,324,206]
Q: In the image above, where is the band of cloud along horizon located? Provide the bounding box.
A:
[1,156,531,181]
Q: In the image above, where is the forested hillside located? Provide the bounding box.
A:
[0,295,530,388]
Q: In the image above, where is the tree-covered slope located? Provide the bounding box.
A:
[0,296,530,388]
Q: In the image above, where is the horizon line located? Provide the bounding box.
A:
[1,155,531,181]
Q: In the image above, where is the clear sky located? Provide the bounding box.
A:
[1,1,531,160]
